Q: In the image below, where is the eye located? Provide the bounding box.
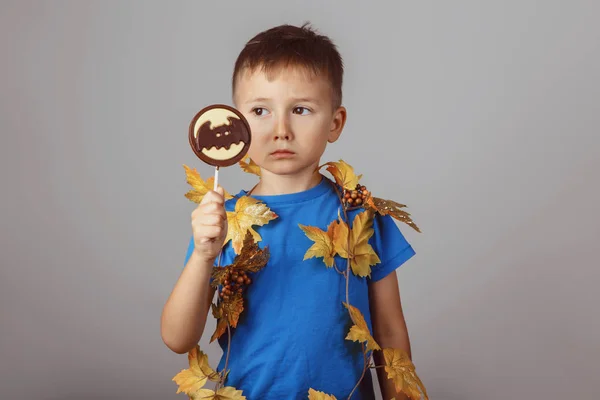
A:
[224,131,230,135]
[293,107,311,115]
[216,133,221,137]
[252,107,269,116]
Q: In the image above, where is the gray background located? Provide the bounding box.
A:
[1,1,598,399]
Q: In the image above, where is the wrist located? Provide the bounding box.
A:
[192,249,217,268]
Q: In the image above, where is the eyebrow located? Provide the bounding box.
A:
[245,97,320,104]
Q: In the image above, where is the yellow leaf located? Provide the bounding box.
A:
[183,165,233,203]
[172,345,219,395]
[225,196,278,254]
[343,302,380,352]
[192,386,247,400]
[239,156,261,176]
[299,219,339,267]
[365,196,421,233]
[333,210,381,278]
[383,348,429,400]
[308,388,337,399]
[320,160,362,190]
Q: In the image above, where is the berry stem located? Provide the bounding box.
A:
[332,260,346,276]
[328,180,371,400]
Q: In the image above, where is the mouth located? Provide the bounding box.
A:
[201,141,244,160]
[270,149,295,159]
[271,149,295,155]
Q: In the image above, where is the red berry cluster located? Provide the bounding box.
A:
[343,184,369,208]
[219,270,252,301]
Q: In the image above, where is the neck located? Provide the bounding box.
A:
[251,164,323,196]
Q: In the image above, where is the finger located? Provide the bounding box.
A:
[200,201,226,216]
[198,225,224,238]
[200,214,224,226]
[201,190,224,205]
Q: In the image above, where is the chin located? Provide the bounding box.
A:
[262,160,318,176]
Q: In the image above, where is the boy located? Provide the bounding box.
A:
[161,23,416,400]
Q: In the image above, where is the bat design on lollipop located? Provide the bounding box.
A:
[189,104,252,190]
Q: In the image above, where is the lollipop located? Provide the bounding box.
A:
[189,104,252,190]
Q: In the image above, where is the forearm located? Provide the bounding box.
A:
[161,250,215,354]
[373,329,412,400]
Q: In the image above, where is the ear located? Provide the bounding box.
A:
[328,106,347,143]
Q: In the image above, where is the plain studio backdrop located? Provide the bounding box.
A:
[1,1,598,399]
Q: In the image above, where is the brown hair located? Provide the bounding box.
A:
[231,22,344,110]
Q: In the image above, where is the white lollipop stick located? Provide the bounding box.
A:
[213,166,219,191]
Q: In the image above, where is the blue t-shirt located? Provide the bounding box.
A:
[183,175,415,399]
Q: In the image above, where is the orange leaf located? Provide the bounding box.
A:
[383,348,429,400]
[210,293,244,343]
[183,165,232,203]
[343,302,380,352]
[192,386,247,400]
[299,219,339,268]
[172,345,219,395]
[210,231,270,342]
[333,210,380,278]
[210,317,228,343]
[365,196,421,233]
[320,160,362,190]
[230,229,271,273]
[239,156,261,176]
[308,388,338,399]
[225,196,278,254]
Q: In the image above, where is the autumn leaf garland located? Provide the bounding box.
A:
[177,160,427,400]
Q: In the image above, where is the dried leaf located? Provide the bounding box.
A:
[183,165,232,203]
[230,230,271,273]
[298,219,339,268]
[308,388,338,400]
[172,345,219,395]
[320,160,362,190]
[192,386,246,400]
[383,348,428,400]
[211,231,270,288]
[210,294,244,343]
[333,210,381,278]
[223,294,244,327]
[225,196,278,254]
[239,156,261,176]
[365,196,421,233]
[210,231,269,343]
[210,317,228,343]
[343,302,380,352]
[211,267,230,289]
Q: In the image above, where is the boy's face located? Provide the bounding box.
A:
[233,65,346,178]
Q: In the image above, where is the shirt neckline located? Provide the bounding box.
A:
[239,175,334,205]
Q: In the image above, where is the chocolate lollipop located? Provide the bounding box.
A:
[189,104,252,190]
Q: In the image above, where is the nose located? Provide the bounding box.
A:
[274,114,292,141]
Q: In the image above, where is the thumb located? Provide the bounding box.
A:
[216,186,224,196]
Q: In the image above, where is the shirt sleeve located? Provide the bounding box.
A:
[183,234,195,266]
[368,213,416,282]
